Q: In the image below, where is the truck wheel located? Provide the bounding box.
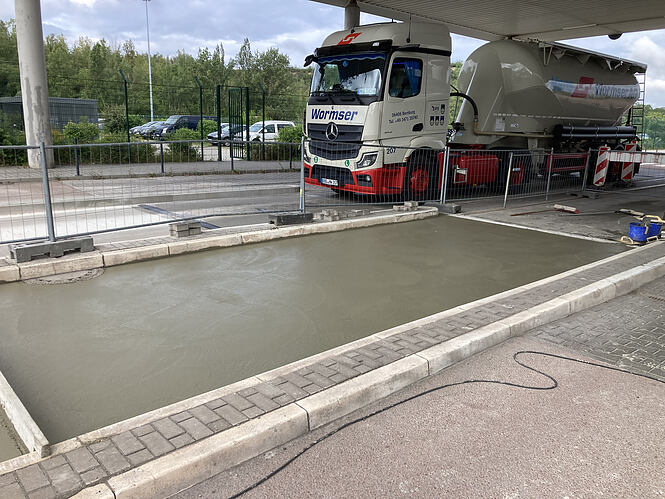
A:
[404,151,440,201]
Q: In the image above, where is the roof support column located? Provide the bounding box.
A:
[344,0,360,30]
[15,0,53,168]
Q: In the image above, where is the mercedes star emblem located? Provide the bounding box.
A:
[326,122,339,141]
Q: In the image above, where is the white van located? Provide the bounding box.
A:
[248,120,295,142]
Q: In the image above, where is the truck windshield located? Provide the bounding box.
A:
[311,53,385,96]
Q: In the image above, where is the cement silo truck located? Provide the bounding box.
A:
[302,21,646,198]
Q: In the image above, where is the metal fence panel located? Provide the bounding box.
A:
[0,145,48,244]
[1,140,302,243]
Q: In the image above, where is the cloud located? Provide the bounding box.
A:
[2,0,665,106]
[69,0,97,7]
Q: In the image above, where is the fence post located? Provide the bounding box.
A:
[289,142,293,170]
[194,76,204,160]
[74,137,80,176]
[503,152,514,209]
[244,87,250,162]
[581,148,592,191]
[259,83,266,161]
[545,147,554,201]
[439,147,449,205]
[228,88,234,172]
[119,69,131,162]
[216,84,222,162]
[299,136,305,213]
[39,142,56,242]
[160,142,164,174]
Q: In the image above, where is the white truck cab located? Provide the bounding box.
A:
[303,22,451,196]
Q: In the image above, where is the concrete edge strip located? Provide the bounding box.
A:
[0,369,49,458]
[451,213,618,244]
[1,208,438,281]
[74,254,665,498]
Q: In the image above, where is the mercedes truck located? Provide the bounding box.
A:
[302,21,646,198]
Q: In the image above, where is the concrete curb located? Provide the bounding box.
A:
[1,207,439,282]
[0,263,20,283]
[105,405,309,499]
[73,251,665,498]
[296,355,429,430]
[0,369,49,458]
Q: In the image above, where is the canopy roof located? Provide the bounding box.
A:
[312,0,665,42]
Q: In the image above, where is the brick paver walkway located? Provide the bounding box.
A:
[1,243,664,498]
[532,276,665,381]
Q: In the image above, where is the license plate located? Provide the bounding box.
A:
[320,178,339,186]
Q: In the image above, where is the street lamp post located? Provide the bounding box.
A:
[143,0,154,121]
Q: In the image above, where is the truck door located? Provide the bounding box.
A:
[381,54,426,143]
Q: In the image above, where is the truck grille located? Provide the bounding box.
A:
[312,165,355,187]
[308,124,363,160]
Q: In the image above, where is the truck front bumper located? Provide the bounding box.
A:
[304,163,407,195]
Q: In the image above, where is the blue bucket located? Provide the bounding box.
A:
[647,222,663,239]
[628,222,648,243]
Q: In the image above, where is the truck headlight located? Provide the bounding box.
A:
[303,147,312,164]
[356,152,378,169]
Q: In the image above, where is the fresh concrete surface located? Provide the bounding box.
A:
[1,239,661,498]
[71,252,665,499]
[0,216,622,443]
[175,336,665,498]
[0,208,437,282]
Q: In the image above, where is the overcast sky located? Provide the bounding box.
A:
[2,0,665,106]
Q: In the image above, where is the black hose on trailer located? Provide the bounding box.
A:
[450,91,479,121]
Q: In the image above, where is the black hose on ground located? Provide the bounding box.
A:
[227,351,664,498]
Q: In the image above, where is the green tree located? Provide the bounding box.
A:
[63,119,99,143]
[644,105,665,150]
[0,20,19,96]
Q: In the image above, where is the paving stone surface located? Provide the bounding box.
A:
[0,243,663,498]
[532,276,665,381]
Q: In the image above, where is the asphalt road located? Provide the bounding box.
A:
[175,336,665,498]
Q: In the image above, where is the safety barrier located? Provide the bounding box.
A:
[0,140,301,244]
[2,140,664,245]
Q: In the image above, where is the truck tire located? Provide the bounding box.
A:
[404,150,440,201]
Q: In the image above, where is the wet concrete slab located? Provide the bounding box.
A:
[0,408,22,462]
[0,216,624,444]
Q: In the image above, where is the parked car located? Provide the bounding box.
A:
[248,121,295,142]
[132,121,156,135]
[153,115,215,139]
[205,122,229,143]
[140,121,166,139]
[207,124,247,144]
